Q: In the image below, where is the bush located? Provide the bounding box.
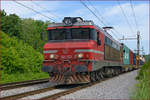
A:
[1,31,43,74]
[132,62,150,99]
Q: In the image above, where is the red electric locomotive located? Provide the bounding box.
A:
[41,17,130,84]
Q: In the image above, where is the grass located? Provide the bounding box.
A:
[0,71,49,84]
[131,62,150,99]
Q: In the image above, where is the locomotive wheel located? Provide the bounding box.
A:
[104,68,112,78]
[100,70,104,79]
[115,69,119,76]
[112,69,115,76]
[97,70,103,80]
[119,68,122,74]
[109,69,113,77]
[90,72,96,82]
[95,72,99,81]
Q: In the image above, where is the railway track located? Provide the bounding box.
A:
[0,70,135,100]
[0,78,49,90]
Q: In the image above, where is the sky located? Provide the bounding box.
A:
[1,0,149,54]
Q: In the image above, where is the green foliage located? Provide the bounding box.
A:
[144,54,150,63]
[0,10,50,83]
[132,62,150,99]
[136,62,150,80]
[1,31,43,74]
[21,18,49,52]
[1,11,22,38]
[0,10,49,52]
[0,10,7,17]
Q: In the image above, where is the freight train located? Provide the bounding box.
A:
[41,17,141,84]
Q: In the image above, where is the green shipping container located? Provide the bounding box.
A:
[122,44,130,65]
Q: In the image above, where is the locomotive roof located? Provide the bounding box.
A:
[48,20,94,27]
[48,20,120,46]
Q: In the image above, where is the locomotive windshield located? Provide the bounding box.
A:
[47,28,97,41]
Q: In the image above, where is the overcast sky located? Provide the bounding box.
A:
[1,0,149,54]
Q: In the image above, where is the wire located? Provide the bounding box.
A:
[13,0,56,22]
[81,0,124,40]
[117,0,135,34]
[113,28,124,37]
[129,0,139,31]
[110,30,120,39]
[80,0,107,26]
[87,0,110,25]
[30,0,62,20]
[87,0,124,38]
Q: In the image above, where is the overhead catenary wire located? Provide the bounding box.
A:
[81,0,123,39]
[130,0,142,53]
[87,0,124,37]
[129,0,139,31]
[13,0,56,22]
[87,0,110,25]
[117,0,135,34]
[30,0,62,20]
[110,30,120,39]
[80,0,107,27]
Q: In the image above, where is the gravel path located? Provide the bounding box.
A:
[60,70,138,99]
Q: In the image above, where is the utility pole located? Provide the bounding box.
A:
[119,31,141,68]
[136,31,140,68]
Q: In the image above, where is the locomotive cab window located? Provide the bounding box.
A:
[47,28,98,41]
[71,28,90,40]
[47,29,66,40]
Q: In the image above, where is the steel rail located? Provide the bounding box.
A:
[0,78,49,90]
[0,86,56,100]
[38,81,103,100]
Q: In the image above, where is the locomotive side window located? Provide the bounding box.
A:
[90,29,97,41]
[97,32,101,45]
[105,36,107,43]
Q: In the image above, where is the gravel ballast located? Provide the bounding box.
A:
[60,70,138,99]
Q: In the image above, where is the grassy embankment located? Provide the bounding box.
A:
[131,61,150,99]
[1,72,49,84]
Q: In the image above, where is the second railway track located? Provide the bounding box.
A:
[0,78,49,90]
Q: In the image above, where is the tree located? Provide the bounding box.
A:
[1,10,50,52]
[1,31,43,74]
[1,12,22,38]
[21,18,49,52]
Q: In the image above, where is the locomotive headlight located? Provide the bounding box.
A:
[78,53,83,58]
[50,54,55,59]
